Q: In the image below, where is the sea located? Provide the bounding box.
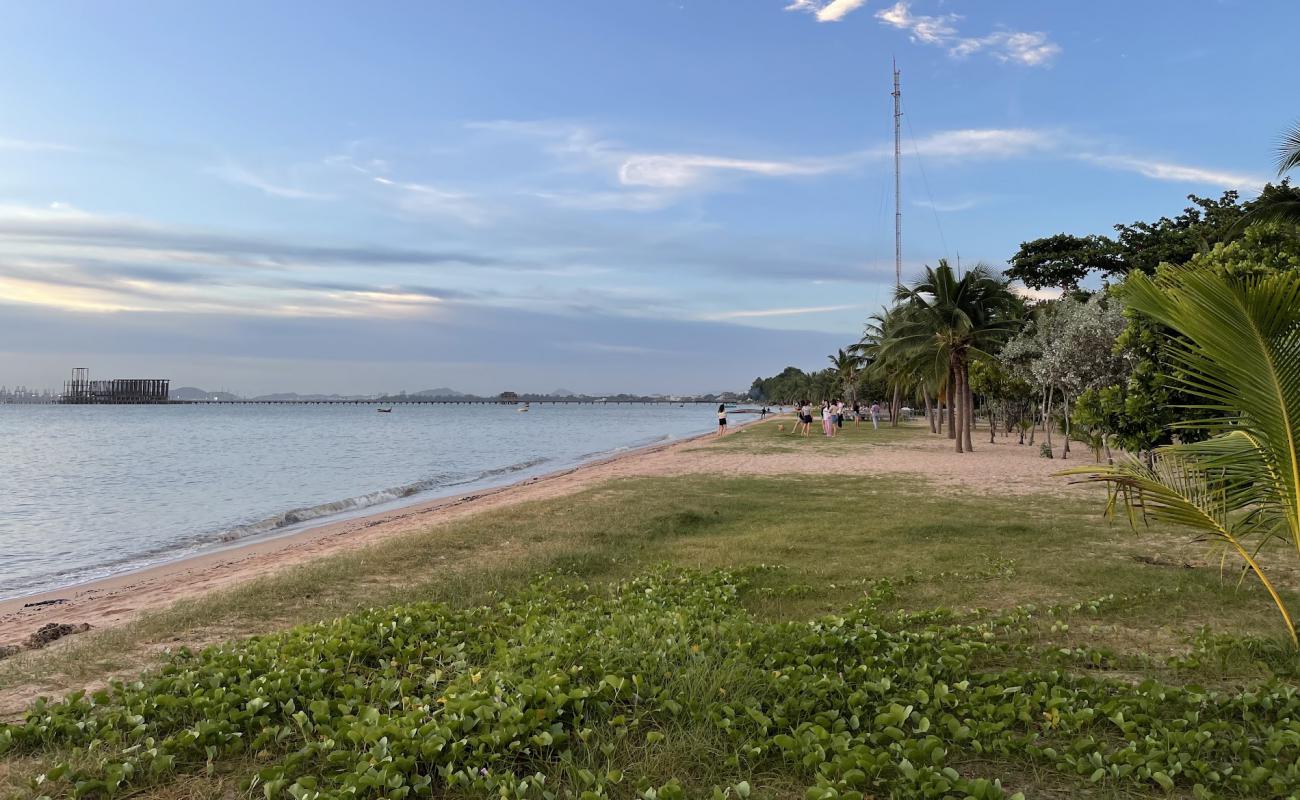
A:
[0,402,727,600]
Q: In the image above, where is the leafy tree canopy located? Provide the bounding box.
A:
[1005,182,1300,291]
[1006,233,1123,290]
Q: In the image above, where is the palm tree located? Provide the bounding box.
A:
[1228,119,1300,235]
[828,348,864,406]
[854,307,922,428]
[1279,118,1300,175]
[884,260,1022,452]
[1066,268,1300,646]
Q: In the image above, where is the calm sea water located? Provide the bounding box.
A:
[0,403,724,600]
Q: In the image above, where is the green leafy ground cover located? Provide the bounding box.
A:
[2,423,1297,798]
[4,569,1299,799]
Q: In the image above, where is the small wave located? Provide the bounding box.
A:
[573,433,674,462]
[214,457,554,544]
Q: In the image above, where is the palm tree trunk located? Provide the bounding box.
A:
[924,390,936,434]
[890,384,901,427]
[962,362,974,453]
[946,370,956,440]
[1028,399,1036,446]
[952,361,965,453]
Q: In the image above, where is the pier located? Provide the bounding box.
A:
[175,398,715,405]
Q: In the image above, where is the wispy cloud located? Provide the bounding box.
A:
[383,180,489,225]
[874,2,1061,66]
[559,341,676,356]
[0,204,501,316]
[617,153,851,189]
[705,304,860,320]
[1075,154,1267,190]
[0,203,493,267]
[470,118,863,206]
[783,0,869,23]
[906,128,1059,159]
[0,137,78,152]
[210,163,335,200]
[526,190,676,212]
[912,197,982,212]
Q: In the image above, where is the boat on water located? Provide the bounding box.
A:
[377,407,393,413]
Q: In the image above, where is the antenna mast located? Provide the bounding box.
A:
[891,60,902,290]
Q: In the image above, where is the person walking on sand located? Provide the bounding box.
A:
[716,403,727,436]
[870,401,881,430]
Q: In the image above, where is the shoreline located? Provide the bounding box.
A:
[0,416,766,645]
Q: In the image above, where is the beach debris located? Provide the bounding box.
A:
[22,598,67,608]
[26,622,91,649]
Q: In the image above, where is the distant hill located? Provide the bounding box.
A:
[170,386,242,401]
[250,392,371,401]
[413,387,469,397]
[549,388,579,397]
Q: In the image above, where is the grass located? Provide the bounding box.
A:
[694,414,921,453]
[2,421,1297,798]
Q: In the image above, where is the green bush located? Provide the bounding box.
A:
[4,568,1298,799]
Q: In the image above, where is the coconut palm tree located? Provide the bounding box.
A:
[1229,119,1300,235]
[828,348,864,406]
[1279,119,1300,175]
[1066,268,1300,646]
[885,260,1022,452]
[854,307,920,427]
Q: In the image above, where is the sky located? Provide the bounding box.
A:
[0,1,1294,396]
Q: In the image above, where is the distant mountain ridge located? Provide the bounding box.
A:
[251,392,374,401]
[170,386,242,401]
[413,387,469,397]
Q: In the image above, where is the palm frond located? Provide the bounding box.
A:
[1278,119,1300,175]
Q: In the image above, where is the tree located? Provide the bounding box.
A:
[828,349,864,406]
[1005,188,1297,291]
[968,358,1034,444]
[1101,221,1300,459]
[1112,191,1249,276]
[1006,233,1123,291]
[1067,269,1300,646]
[1229,120,1300,234]
[887,261,1023,452]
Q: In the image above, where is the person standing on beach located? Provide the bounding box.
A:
[835,399,845,430]
[870,401,881,430]
[716,403,727,436]
[799,401,812,436]
[821,402,833,437]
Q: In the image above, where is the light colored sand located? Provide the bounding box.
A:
[0,419,1081,646]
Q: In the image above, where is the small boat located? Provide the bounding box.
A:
[377,407,393,413]
[517,403,530,413]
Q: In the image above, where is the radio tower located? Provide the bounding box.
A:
[891,60,902,290]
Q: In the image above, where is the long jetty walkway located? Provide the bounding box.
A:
[175,399,715,405]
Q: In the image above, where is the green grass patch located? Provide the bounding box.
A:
[696,416,927,454]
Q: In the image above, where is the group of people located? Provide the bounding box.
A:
[717,400,883,437]
[788,400,882,436]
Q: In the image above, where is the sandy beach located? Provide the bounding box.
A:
[0,417,1075,648]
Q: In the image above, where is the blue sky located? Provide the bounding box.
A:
[0,1,1292,395]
